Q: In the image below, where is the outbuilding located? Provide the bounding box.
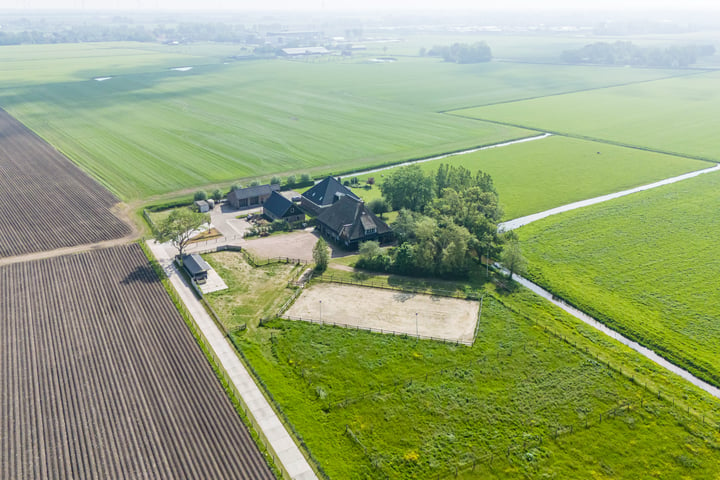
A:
[263,191,306,223]
[227,184,280,209]
[182,254,211,284]
[194,200,210,213]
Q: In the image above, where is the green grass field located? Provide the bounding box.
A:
[234,280,720,479]
[453,71,720,162]
[0,42,692,201]
[347,136,710,220]
[518,170,720,388]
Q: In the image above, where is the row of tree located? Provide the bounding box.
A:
[424,42,492,64]
[355,164,514,278]
[561,41,716,68]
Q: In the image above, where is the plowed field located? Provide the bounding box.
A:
[0,244,274,479]
[0,108,129,258]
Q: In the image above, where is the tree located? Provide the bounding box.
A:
[501,236,527,280]
[270,176,281,185]
[194,190,207,201]
[368,198,389,218]
[249,180,261,187]
[211,189,223,201]
[154,208,210,259]
[313,238,330,272]
[300,173,312,184]
[380,165,434,212]
[286,175,297,187]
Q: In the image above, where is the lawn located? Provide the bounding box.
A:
[518,170,720,388]
[203,251,303,332]
[453,71,720,162]
[234,279,720,479]
[0,42,690,201]
[347,136,710,220]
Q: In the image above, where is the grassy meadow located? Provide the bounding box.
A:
[453,71,720,162]
[203,251,302,332]
[233,277,720,479]
[346,136,710,220]
[518,170,720,387]
[0,42,693,201]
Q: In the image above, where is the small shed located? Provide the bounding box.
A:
[194,200,210,213]
[182,254,211,284]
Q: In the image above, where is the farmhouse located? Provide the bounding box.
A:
[263,191,305,223]
[182,253,211,284]
[301,176,360,216]
[316,195,392,249]
[228,183,280,209]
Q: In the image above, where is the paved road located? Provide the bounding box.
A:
[147,240,318,480]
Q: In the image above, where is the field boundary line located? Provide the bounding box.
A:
[448,116,720,165]
[439,68,707,113]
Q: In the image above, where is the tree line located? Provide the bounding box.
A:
[561,41,716,68]
[423,42,492,64]
[358,164,524,279]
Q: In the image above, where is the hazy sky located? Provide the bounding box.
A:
[4,0,720,10]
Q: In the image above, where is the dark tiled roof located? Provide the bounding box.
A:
[301,177,359,208]
[316,196,391,242]
[263,191,293,218]
[228,184,279,203]
[182,254,210,276]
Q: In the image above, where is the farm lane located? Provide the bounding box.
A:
[499,163,720,231]
[0,229,139,268]
[146,239,319,480]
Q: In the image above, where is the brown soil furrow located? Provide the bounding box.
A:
[0,108,131,258]
[0,244,275,479]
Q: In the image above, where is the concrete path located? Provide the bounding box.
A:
[146,240,318,480]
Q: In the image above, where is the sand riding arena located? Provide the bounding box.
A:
[283,283,480,345]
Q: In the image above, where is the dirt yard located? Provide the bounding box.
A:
[284,283,479,344]
[242,231,319,262]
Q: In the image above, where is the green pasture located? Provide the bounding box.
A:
[453,71,720,162]
[0,42,690,201]
[518,170,720,388]
[235,281,720,479]
[348,136,710,220]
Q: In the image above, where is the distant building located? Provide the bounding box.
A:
[316,195,392,250]
[182,254,210,284]
[300,176,360,216]
[266,30,323,46]
[227,184,280,210]
[281,47,331,56]
[194,200,210,213]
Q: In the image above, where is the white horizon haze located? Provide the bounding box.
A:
[3,0,720,11]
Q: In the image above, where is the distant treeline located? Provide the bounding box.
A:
[561,41,716,68]
[0,25,154,45]
[0,23,260,46]
[422,42,492,64]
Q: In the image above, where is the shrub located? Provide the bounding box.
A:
[194,190,208,201]
[249,180,261,187]
[271,219,290,232]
